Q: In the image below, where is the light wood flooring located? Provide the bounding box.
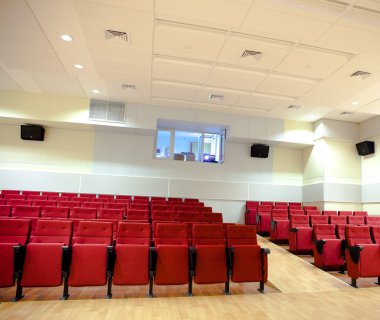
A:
[1,236,379,320]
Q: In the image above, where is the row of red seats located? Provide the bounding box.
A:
[313,224,380,287]
[0,219,270,300]
[0,190,201,203]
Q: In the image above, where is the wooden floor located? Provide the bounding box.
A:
[1,236,380,320]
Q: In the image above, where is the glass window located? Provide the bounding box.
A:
[174,131,202,161]
[156,130,171,159]
[202,130,225,163]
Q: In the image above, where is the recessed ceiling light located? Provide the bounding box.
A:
[92,89,100,94]
[60,34,73,42]
[352,101,360,105]
[74,64,84,69]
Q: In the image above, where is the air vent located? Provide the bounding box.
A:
[121,84,137,91]
[89,100,126,123]
[241,50,262,60]
[288,105,304,110]
[209,94,224,102]
[350,71,372,79]
[341,111,353,116]
[105,29,129,43]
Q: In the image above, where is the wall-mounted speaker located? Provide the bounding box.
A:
[21,125,45,141]
[251,144,269,158]
[356,141,375,156]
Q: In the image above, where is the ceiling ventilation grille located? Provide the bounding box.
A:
[121,84,137,91]
[288,105,303,110]
[350,71,372,79]
[209,94,224,102]
[105,29,129,43]
[241,50,262,59]
[89,100,126,123]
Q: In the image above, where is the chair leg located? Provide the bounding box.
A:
[339,265,345,274]
[224,281,230,295]
[187,274,193,297]
[350,278,358,288]
[375,277,380,285]
[106,274,112,299]
[60,276,70,300]
[257,281,265,293]
[148,273,154,298]
[11,280,24,302]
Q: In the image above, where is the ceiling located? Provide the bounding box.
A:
[2,0,380,123]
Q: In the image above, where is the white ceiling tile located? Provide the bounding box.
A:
[324,109,375,123]
[154,22,227,61]
[276,47,351,79]
[155,0,252,28]
[152,80,201,100]
[218,34,292,70]
[153,58,212,84]
[93,57,151,75]
[0,69,21,91]
[82,0,154,11]
[256,74,317,97]
[151,97,192,109]
[235,93,291,110]
[207,66,267,91]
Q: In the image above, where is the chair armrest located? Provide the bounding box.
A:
[61,246,72,276]
[189,247,196,276]
[106,246,115,275]
[348,245,363,264]
[315,240,326,255]
[13,245,26,278]
[149,247,156,277]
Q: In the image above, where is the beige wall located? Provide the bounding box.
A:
[302,139,324,185]
[0,123,94,173]
[272,147,303,186]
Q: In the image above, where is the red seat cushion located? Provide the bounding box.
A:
[231,245,262,283]
[69,244,108,286]
[194,245,227,284]
[21,243,63,287]
[113,244,149,285]
[155,245,189,285]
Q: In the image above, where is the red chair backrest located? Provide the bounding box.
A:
[365,216,380,226]
[41,191,60,196]
[60,192,78,198]
[154,223,188,245]
[258,205,272,213]
[28,195,47,201]
[313,224,337,240]
[290,215,310,228]
[246,201,259,210]
[339,211,353,217]
[97,208,124,220]
[226,225,257,246]
[0,218,30,244]
[348,216,365,225]
[71,207,97,219]
[127,209,149,221]
[310,215,329,226]
[202,213,223,223]
[4,194,25,200]
[115,195,132,200]
[371,226,380,244]
[322,211,338,216]
[116,222,150,245]
[151,205,170,211]
[30,220,72,245]
[192,224,225,245]
[303,206,317,210]
[57,201,80,208]
[178,211,202,223]
[306,210,322,216]
[1,190,20,195]
[44,206,70,218]
[336,225,347,239]
[151,210,176,221]
[32,200,57,209]
[98,194,115,199]
[22,191,40,197]
[75,221,113,245]
[81,201,104,209]
[0,205,12,217]
[13,205,41,218]
[346,226,373,246]
[353,211,368,217]
[130,203,149,210]
[289,209,304,216]
[271,209,288,219]
[330,216,347,225]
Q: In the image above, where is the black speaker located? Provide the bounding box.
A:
[21,125,45,141]
[251,144,269,158]
[356,141,375,156]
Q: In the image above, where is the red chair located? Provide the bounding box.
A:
[366,216,380,226]
[111,223,151,297]
[0,205,12,217]
[81,201,104,211]
[12,205,41,234]
[79,193,96,200]
[0,219,30,288]
[312,224,344,271]
[134,196,150,202]
[178,211,202,223]
[289,209,304,216]
[151,205,171,212]
[115,195,132,201]
[4,194,26,200]
[353,211,368,217]
[345,226,380,287]
[202,213,223,223]
[1,190,20,195]
[92,198,110,204]
[57,201,80,210]
[98,194,115,200]
[130,203,149,210]
[28,195,47,201]
[348,216,365,225]
[288,215,312,254]
[60,192,78,199]
[151,210,176,222]
[7,200,32,214]
[289,202,302,207]
[41,191,60,196]
[256,205,272,234]
[12,219,72,301]
[303,206,317,211]
[246,201,259,211]
[270,209,289,242]
[22,191,40,197]
[127,209,149,222]
[260,201,273,206]
[339,211,353,217]
[330,215,347,225]
[68,221,114,298]
[227,225,270,292]
[191,224,228,294]
[336,225,348,240]
[306,210,322,216]
[245,207,257,225]
[70,207,97,238]
[150,223,190,297]
[322,211,338,217]
[310,215,329,226]
[97,209,124,238]
[44,206,70,219]
[32,200,57,216]
[371,226,380,244]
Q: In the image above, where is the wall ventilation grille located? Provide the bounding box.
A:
[89,100,126,123]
